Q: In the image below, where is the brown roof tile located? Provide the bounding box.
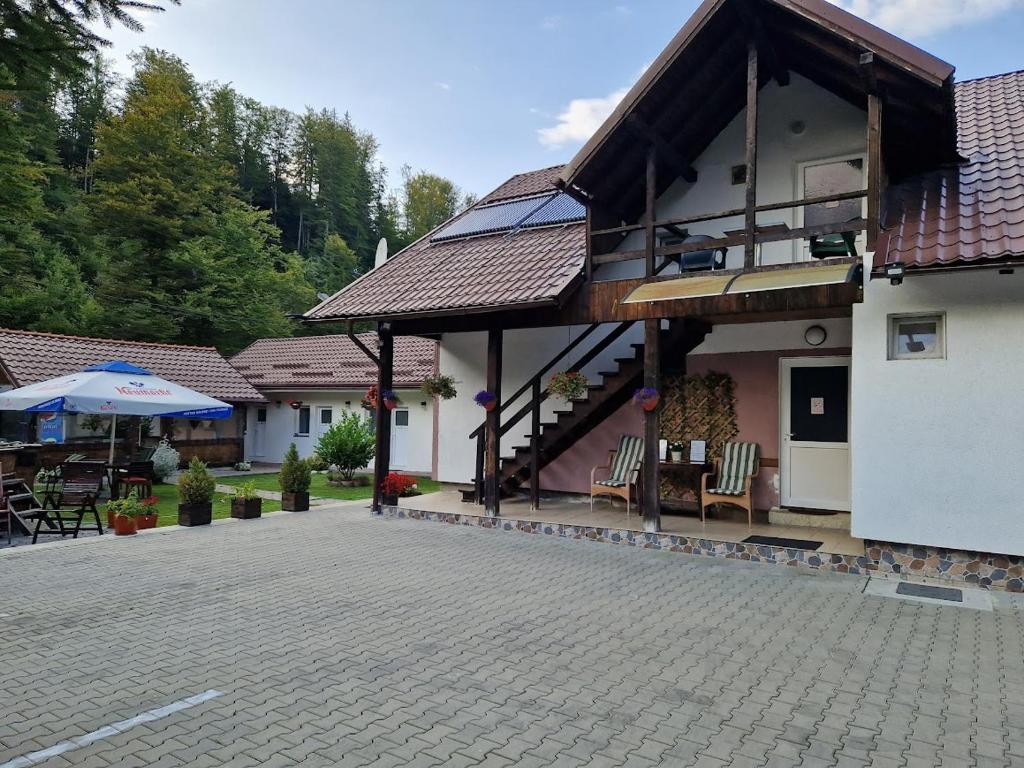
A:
[0,329,264,402]
[477,166,566,205]
[306,165,585,321]
[230,334,436,390]
[877,70,1024,271]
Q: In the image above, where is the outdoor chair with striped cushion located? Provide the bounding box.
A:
[591,435,644,517]
[701,441,760,525]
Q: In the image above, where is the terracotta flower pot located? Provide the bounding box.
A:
[136,512,158,530]
[640,395,660,412]
[383,399,398,411]
[482,400,497,412]
[231,497,262,519]
[107,509,117,529]
[113,514,137,536]
[178,502,212,527]
[281,492,309,511]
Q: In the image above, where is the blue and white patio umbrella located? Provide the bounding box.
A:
[0,361,232,463]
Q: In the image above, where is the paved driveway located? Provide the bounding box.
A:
[1,506,1022,767]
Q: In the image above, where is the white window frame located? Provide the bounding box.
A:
[887,312,946,361]
[794,153,867,262]
[295,406,311,436]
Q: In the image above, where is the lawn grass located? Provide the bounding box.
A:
[149,483,282,527]
[217,471,441,500]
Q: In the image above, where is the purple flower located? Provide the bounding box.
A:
[474,390,497,407]
[633,387,659,402]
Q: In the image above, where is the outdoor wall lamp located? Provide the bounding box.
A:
[804,325,827,347]
[884,261,906,286]
[287,399,303,410]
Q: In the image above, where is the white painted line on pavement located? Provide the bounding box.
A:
[0,689,223,768]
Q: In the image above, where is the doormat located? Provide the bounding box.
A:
[896,582,963,602]
[743,535,823,550]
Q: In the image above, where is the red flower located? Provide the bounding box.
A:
[381,472,416,497]
[142,496,159,508]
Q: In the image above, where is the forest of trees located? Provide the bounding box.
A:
[1,1,474,353]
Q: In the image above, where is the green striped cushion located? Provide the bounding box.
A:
[715,441,758,494]
[608,435,644,484]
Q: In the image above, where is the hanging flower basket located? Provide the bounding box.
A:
[361,385,378,411]
[633,387,660,412]
[474,390,498,411]
[381,390,400,411]
[421,374,458,400]
[547,371,588,402]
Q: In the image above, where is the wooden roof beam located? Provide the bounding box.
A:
[625,114,698,184]
[735,0,790,86]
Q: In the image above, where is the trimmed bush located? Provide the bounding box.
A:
[315,413,375,481]
[279,443,311,493]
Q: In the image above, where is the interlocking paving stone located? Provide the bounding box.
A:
[1,505,1023,767]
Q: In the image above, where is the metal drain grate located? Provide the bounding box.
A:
[896,582,963,602]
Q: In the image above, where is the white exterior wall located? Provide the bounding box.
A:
[243,388,433,475]
[851,270,1024,555]
[436,323,643,484]
[602,74,867,281]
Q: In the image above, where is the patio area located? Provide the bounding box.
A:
[400,490,865,556]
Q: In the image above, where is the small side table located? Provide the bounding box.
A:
[659,461,712,512]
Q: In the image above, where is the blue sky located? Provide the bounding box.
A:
[101,0,1024,199]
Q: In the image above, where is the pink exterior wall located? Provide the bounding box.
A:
[540,347,850,511]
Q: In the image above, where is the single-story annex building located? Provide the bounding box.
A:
[230,333,437,474]
[0,328,264,466]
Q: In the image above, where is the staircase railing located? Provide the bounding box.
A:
[469,320,637,506]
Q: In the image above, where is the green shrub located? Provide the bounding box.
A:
[178,457,215,505]
[232,481,260,501]
[314,413,375,481]
[306,453,329,472]
[279,443,311,493]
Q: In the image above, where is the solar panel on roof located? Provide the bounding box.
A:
[431,194,554,242]
[519,192,586,228]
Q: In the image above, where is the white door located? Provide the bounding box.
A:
[780,357,850,511]
[390,409,409,469]
[317,406,333,440]
[252,407,267,458]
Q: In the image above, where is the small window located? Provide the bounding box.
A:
[320,408,332,424]
[731,165,747,185]
[394,410,409,427]
[256,408,267,423]
[296,406,311,435]
[888,314,944,360]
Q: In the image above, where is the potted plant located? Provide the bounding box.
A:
[474,390,498,411]
[361,385,378,411]
[177,457,215,526]
[380,472,416,506]
[230,482,262,519]
[633,387,660,412]
[668,441,685,463]
[547,371,588,402]
[381,390,400,410]
[151,438,181,482]
[105,494,144,536]
[279,443,311,511]
[136,495,159,529]
[421,374,458,400]
[233,460,252,472]
[315,414,375,486]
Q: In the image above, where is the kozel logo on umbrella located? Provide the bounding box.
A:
[115,379,172,397]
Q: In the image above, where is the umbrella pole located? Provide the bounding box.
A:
[108,413,117,465]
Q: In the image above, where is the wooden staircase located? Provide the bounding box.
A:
[464,320,710,503]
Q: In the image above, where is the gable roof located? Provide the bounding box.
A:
[559,0,957,216]
[876,71,1024,272]
[230,334,436,390]
[305,167,585,322]
[0,329,264,403]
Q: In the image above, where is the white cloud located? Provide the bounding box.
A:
[540,15,562,30]
[434,82,451,91]
[827,0,1023,37]
[537,87,628,149]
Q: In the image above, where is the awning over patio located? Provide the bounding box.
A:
[621,262,860,305]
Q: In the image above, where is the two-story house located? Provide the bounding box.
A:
[303,0,1024,590]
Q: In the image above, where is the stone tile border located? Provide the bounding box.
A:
[384,505,1023,592]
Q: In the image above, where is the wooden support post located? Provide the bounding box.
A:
[645,146,657,278]
[744,40,759,269]
[484,328,503,517]
[867,92,883,252]
[642,319,661,532]
[530,379,541,511]
[371,323,393,514]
